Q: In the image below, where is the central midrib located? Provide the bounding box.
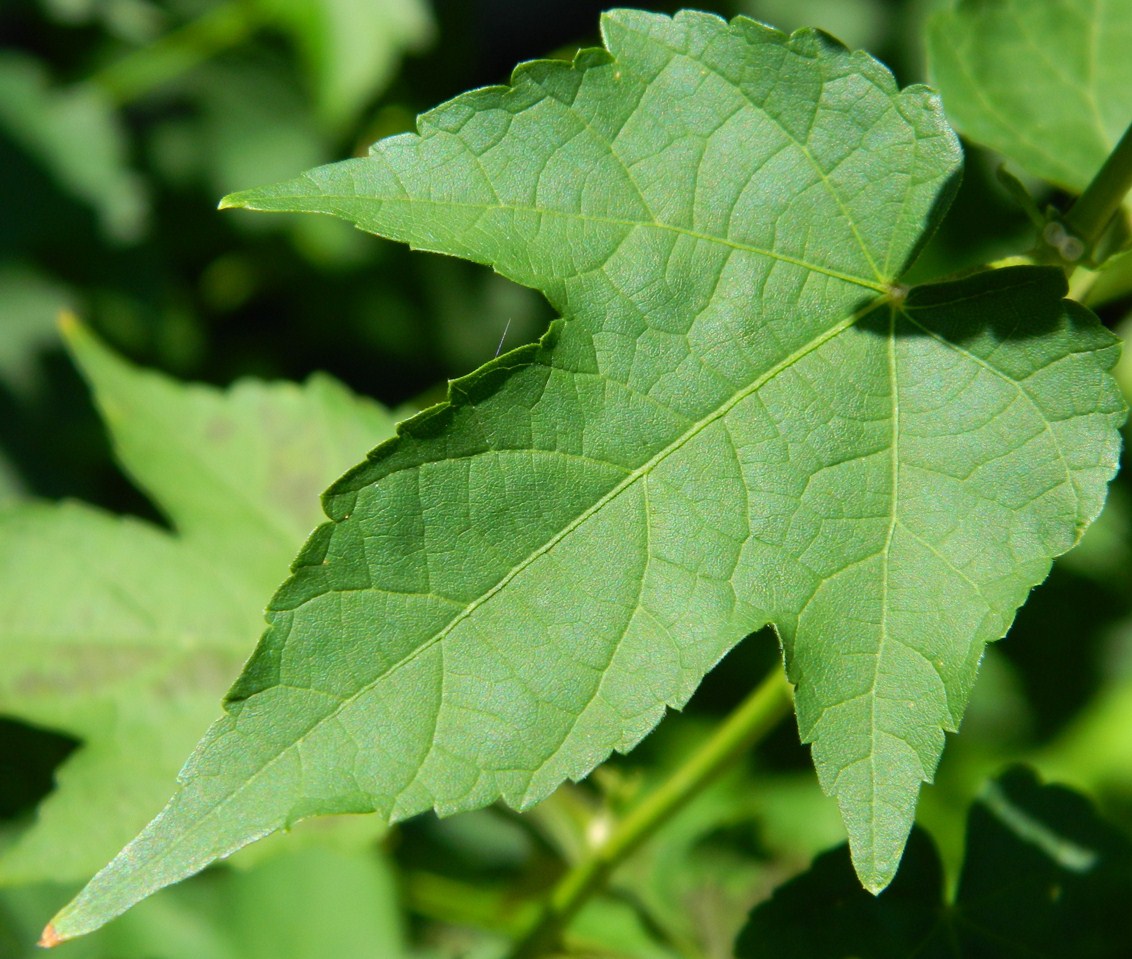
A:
[400,296,892,687]
[183,295,894,828]
[68,286,901,923]
[865,305,901,867]
[246,191,891,295]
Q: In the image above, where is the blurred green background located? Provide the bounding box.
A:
[2,1,1131,956]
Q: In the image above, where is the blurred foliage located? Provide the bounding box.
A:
[737,767,1132,959]
[1,0,1130,956]
[0,320,397,888]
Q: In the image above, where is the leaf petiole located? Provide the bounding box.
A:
[507,664,794,959]
[1061,119,1132,261]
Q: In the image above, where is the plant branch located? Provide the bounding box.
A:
[507,664,795,959]
[1063,120,1132,252]
[91,1,260,106]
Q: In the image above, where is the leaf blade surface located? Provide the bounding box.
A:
[50,8,1124,939]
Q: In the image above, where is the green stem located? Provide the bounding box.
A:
[90,1,261,106]
[507,666,794,959]
[1063,119,1132,251]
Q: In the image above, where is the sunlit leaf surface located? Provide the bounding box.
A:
[48,8,1123,940]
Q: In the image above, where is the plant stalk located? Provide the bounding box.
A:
[90,1,260,105]
[507,665,794,959]
[1063,119,1132,251]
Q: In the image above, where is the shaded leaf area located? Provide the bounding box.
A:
[997,565,1124,740]
[0,323,395,885]
[0,843,403,959]
[47,8,1125,939]
[928,0,1132,193]
[736,766,1132,958]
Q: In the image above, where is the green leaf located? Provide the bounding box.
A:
[735,766,1132,958]
[71,319,393,589]
[928,0,1132,193]
[50,8,1123,940]
[0,322,395,885]
[255,0,433,130]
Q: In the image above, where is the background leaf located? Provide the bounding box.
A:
[0,265,72,397]
[0,322,395,884]
[735,766,1132,958]
[928,0,1132,193]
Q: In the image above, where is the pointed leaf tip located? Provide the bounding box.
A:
[38,924,63,949]
[217,190,257,211]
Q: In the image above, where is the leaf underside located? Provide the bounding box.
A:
[50,8,1124,940]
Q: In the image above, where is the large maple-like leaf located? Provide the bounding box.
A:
[47,9,1123,941]
[0,321,394,885]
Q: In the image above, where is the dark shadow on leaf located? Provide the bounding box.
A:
[735,827,943,958]
[860,265,1073,344]
[896,166,965,280]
